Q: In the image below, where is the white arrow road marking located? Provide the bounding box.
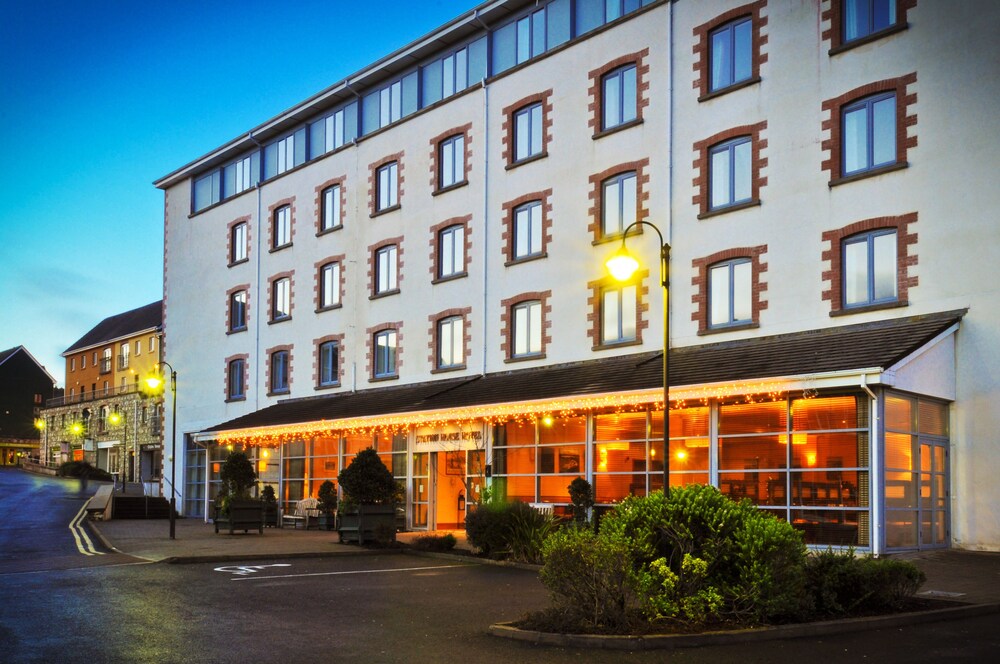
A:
[69,504,103,556]
[214,563,292,576]
[230,563,472,581]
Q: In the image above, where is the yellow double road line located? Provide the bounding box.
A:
[69,503,104,556]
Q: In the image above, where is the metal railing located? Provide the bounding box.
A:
[45,382,146,408]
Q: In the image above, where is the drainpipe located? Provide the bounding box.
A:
[248,131,264,412]
[860,373,881,556]
[481,77,490,376]
[666,0,674,248]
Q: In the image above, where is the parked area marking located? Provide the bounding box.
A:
[69,504,103,556]
[229,563,472,582]
[214,564,292,576]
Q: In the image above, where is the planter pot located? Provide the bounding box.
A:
[214,499,265,534]
[318,512,337,531]
[263,503,279,528]
[338,504,397,544]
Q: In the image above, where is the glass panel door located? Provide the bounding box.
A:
[412,452,430,529]
[919,440,949,547]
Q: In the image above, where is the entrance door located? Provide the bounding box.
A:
[919,439,949,547]
[434,451,467,530]
[412,452,431,529]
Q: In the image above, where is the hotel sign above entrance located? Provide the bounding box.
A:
[414,424,483,451]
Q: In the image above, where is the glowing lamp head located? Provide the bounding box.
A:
[145,375,164,391]
[108,412,122,426]
[541,415,554,427]
[675,450,687,461]
[71,422,83,435]
[605,245,640,282]
[34,418,45,431]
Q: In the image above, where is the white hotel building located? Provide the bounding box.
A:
[155,0,1000,552]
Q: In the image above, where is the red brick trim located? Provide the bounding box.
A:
[821,73,917,184]
[501,90,553,167]
[368,152,404,217]
[267,270,295,322]
[588,159,651,243]
[427,307,472,371]
[267,197,296,250]
[264,343,294,395]
[821,213,918,312]
[429,215,472,282]
[225,283,250,333]
[429,124,473,193]
[227,216,251,266]
[368,237,404,297]
[313,333,345,389]
[224,353,249,402]
[366,321,403,380]
[692,1,768,100]
[314,254,346,311]
[691,245,769,333]
[587,49,650,136]
[314,176,346,234]
[501,190,553,264]
[586,270,650,349]
[822,0,915,53]
[692,122,768,217]
[499,291,552,361]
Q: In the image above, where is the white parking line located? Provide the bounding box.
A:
[231,563,472,581]
[69,504,103,556]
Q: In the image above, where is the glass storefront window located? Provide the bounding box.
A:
[719,400,786,434]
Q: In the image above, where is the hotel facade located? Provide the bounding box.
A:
[155,0,1000,552]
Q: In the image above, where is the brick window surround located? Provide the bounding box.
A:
[821,212,918,315]
[588,159,651,244]
[366,321,403,381]
[693,122,768,218]
[225,284,250,334]
[313,333,345,390]
[501,190,553,265]
[692,1,768,101]
[368,236,404,298]
[267,197,296,250]
[429,215,472,283]
[427,307,472,373]
[314,176,346,235]
[369,152,404,217]
[224,354,249,402]
[822,0,915,54]
[691,245,768,335]
[265,344,294,396]
[821,73,917,185]
[586,270,650,350]
[500,291,552,362]
[501,90,553,169]
[267,270,295,322]
[587,48,650,138]
[227,216,251,267]
[314,254,346,312]
[429,124,473,194]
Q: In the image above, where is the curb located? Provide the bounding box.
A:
[160,549,401,565]
[489,603,1000,650]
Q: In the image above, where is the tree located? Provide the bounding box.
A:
[220,451,257,499]
[338,447,396,504]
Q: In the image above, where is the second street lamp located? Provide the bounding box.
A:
[145,363,178,539]
[605,220,671,494]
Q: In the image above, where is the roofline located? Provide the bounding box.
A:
[61,325,162,358]
[0,346,58,385]
[153,0,519,190]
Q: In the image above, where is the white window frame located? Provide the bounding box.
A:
[514,103,543,162]
[377,162,399,211]
[602,172,637,237]
[374,330,398,378]
[375,245,399,294]
[272,278,291,321]
[321,184,342,232]
[512,300,542,358]
[273,206,291,248]
[513,201,543,259]
[231,222,248,263]
[601,284,638,344]
[438,225,465,279]
[437,316,465,369]
[439,135,465,189]
[319,262,341,309]
[709,258,753,328]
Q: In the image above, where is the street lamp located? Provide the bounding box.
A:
[145,363,178,539]
[108,410,127,492]
[605,220,671,493]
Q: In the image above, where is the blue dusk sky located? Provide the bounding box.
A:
[0,0,470,386]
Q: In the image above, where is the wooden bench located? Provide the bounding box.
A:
[214,500,264,534]
[281,498,321,529]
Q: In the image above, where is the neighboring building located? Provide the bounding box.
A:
[39,302,164,483]
[0,346,56,465]
[155,0,1000,552]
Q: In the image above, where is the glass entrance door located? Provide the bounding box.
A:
[919,439,949,547]
[412,452,430,529]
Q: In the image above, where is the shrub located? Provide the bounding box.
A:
[465,500,556,561]
[411,533,457,552]
[465,501,513,557]
[338,448,396,505]
[220,451,257,499]
[58,461,112,481]
[318,480,338,513]
[805,549,926,618]
[260,485,277,503]
[567,477,595,525]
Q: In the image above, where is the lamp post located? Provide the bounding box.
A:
[146,363,178,539]
[108,410,127,492]
[605,220,671,493]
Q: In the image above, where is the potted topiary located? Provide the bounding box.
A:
[568,477,595,527]
[261,484,279,528]
[213,451,264,534]
[337,447,398,544]
[317,480,338,530]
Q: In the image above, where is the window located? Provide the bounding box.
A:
[81,354,86,369]
[272,277,291,321]
[101,348,112,374]
[270,350,290,394]
[512,300,542,358]
[362,73,418,134]
[421,39,487,105]
[228,358,246,400]
[309,102,358,157]
[70,357,75,372]
[439,135,466,189]
[318,341,339,387]
[437,316,465,369]
[514,201,543,260]
[376,162,399,211]
[319,262,341,309]
[135,340,141,356]
[710,17,752,92]
[709,259,752,328]
[601,285,637,344]
[438,226,465,279]
[373,330,398,378]
[842,93,896,177]
[375,245,398,295]
[843,0,897,43]
[602,65,637,130]
[149,336,155,353]
[264,128,305,179]
[514,103,543,162]
[230,290,248,331]
[272,205,291,249]
[193,170,220,212]
[710,137,752,210]
[843,230,897,307]
[320,185,342,232]
[230,221,248,264]
[223,152,260,197]
[602,172,637,237]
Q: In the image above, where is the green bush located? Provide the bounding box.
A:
[58,461,112,481]
[318,480,338,512]
[465,501,512,557]
[411,533,457,552]
[465,500,557,561]
[338,448,396,505]
[567,477,595,525]
[805,549,926,617]
[220,451,257,499]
